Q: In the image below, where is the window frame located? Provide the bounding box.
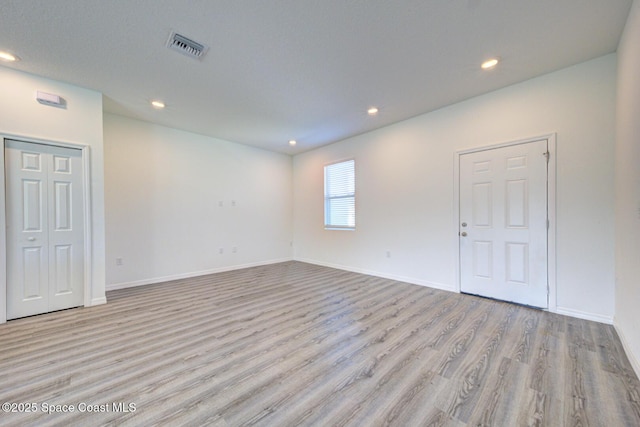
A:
[323,158,356,231]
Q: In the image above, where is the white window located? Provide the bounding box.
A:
[324,159,355,230]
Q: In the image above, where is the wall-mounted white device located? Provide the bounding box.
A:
[36,91,66,108]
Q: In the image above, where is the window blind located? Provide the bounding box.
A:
[324,159,355,229]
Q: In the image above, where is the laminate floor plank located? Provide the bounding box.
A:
[0,261,638,427]
[2,270,388,394]
[112,279,430,426]
[85,282,416,425]
[253,294,459,426]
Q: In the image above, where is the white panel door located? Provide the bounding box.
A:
[459,139,548,308]
[5,140,84,319]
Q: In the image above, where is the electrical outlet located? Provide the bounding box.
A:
[115,257,123,266]
[232,246,238,253]
[219,248,224,254]
[218,201,224,207]
[386,251,391,258]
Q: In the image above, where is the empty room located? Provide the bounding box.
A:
[0,1,639,426]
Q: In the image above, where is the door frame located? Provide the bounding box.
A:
[453,133,557,312]
[0,134,93,323]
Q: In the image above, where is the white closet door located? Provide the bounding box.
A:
[5,140,84,319]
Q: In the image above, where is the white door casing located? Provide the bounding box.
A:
[5,139,84,319]
[459,138,549,308]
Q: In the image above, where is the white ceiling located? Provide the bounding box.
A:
[0,0,633,154]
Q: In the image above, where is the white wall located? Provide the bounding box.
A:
[615,0,640,376]
[104,114,292,289]
[0,65,106,322]
[293,54,617,323]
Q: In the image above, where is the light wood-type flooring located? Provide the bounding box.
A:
[0,261,638,426]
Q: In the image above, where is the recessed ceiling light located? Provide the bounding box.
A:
[367,107,379,116]
[0,51,19,62]
[481,58,499,70]
[151,100,165,109]
[289,140,297,146]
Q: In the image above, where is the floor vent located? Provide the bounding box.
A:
[166,31,208,60]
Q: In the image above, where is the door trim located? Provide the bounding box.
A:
[453,133,557,312]
[0,134,93,323]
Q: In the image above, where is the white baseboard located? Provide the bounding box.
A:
[614,319,640,379]
[553,306,614,324]
[106,257,293,291]
[294,257,456,293]
[89,296,107,306]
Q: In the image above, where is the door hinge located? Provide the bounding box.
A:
[543,151,550,163]
[547,219,550,230]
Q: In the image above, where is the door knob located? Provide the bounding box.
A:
[460,232,467,237]
[27,237,36,241]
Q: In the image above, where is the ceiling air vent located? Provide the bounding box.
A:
[166,31,208,60]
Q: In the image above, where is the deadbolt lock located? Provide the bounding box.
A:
[460,231,468,237]
[461,222,467,227]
